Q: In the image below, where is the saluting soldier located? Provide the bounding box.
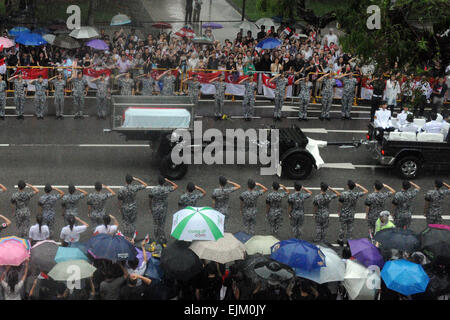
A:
[68,71,88,119]
[240,179,267,235]
[424,180,450,225]
[288,182,312,239]
[365,181,396,237]
[269,72,289,121]
[211,176,241,231]
[336,71,357,120]
[294,74,312,121]
[0,74,7,120]
[238,74,257,121]
[49,73,66,120]
[209,73,227,120]
[61,184,88,225]
[392,180,421,229]
[87,182,116,226]
[157,69,177,96]
[186,73,202,107]
[8,72,28,120]
[38,184,64,238]
[266,182,289,237]
[10,181,39,238]
[136,73,156,96]
[116,72,135,96]
[92,73,110,119]
[118,175,148,238]
[178,182,206,209]
[318,72,335,121]
[337,180,368,246]
[31,75,48,119]
[148,176,178,245]
[313,182,340,242]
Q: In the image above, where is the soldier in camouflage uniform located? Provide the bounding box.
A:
[294,75,312,121]
[337,180,368,245]
[337,72,357,119]
[209,74,227,119]
[148,176,178,244]
[186,74,202,106]
[8,73,28,120]
[92,73,110,119]
[137,73,156,96]
[31,75,48,119]
[365,181,396,236]
[392,180,421,229]
[211,176,241,231]
[318,72,335,120]
[10,181,39,238]
[424,180,450,224]
[265,182,289,236]
[157,69,177,96]
[117,175,148,238]
[38,184,64,238]
[68,71,88,119]
[178,182,206,209]
[87,182,116,227]
[313,182,340,242]
[49,73,66,119]
[0,74,6,120]
[288,182,312,239]
[116,72,135,96]
[239,75,257,121]
[240,179,267,235]
[269,72,289,120]
[61,184,88,225]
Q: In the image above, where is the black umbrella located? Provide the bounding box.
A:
[420,227,450,264]
[30,241,59,273]
[160,241,203,282]
[254,260,295,283]
[374,228,420,253]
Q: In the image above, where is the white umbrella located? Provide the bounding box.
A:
[69,26,99,39]
[111,13,131,26]
[43,34,56,45]
[343,259,379,300]
[244,235,279,255]
[189,233,246,264]
[255,18,279,29]
[171,207,224,241]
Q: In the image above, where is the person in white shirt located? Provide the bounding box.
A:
[374,103,395,133]
[29,214,50,245]
[94,214,119,235]
[397,105,412,128]
[422,113,445,134]
[324,28,339,46]
[385,75,401,114]
[399,114,419,133]
[0,260,29,300]
[60,215,89,246]
[126,240,148,286]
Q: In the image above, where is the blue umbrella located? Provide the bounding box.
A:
[256,38,282,50]
[144,256,164,281]
[381,260,429,296]
[233,231,252,244]
[54,247,88,263]
[15,32,47,46]
[68,241,89,256]
[9,27,30,36]
[87,234,138,262]
[270,239,326,273]
[202,22,223,29]
[348,238,384,269]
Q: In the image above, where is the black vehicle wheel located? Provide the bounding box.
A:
[283,153,313,180]
[159,154,188,180]
[396,156,422,179]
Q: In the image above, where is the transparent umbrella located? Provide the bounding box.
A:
[69,26,99,39]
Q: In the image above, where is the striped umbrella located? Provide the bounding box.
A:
[0,37,15,48]
[171,207,224,241]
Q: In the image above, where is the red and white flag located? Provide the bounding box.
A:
[188,71,222,95]
[291,33,300,40]
[13,67,49,91]
[283,27,291,35]
[175,27,195,39]
[261,74,294,99]
[83,68,112,89]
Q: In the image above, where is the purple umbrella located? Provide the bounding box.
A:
[135,247,153,268]
[86,39,109,51]
[202,22,223,29]
[348,238,384,269]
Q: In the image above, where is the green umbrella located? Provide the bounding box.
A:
[48,260,96,281]
[171,207,224,241]
[192,36,213,45]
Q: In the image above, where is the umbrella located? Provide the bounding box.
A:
[48,260,96,281]
[144,256,164,281]
[152,22,172,29]
[381,260,429,296]
[245,235,279,255]
[428,224,450,231]
[135,247,153,268]
[343,259,379,300]
[33,27,50,35]
[255,18,278,29]
[202,22,223,29]
[0,236,31,250]
[86,234,138,262]
[171,207,224,241]
[270,239,326,273]
[9,27,30,36]
[374,228,420,253]
[111,13,131,26]
[69,26,99,39]
[192,36,213,45]
[234,231,252,244]
[15,32,47,46]
[86,39,109,51]
[420,226,450,264]
[294,245,346,284]
[0,238,30,266]
[160,241,202,281]
[54,247,88,263]
[42,34,56,45]
[189,233,246,264]
[68,242,89,256]
[254,260,295,283]
[0,37,15,48]
[256,38,282,49]
[239,254,272,289]
[348,238,384,269]
[53,34,80,49]
[30,240,59,273]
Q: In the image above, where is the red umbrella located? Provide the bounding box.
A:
[152,22,172,29]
